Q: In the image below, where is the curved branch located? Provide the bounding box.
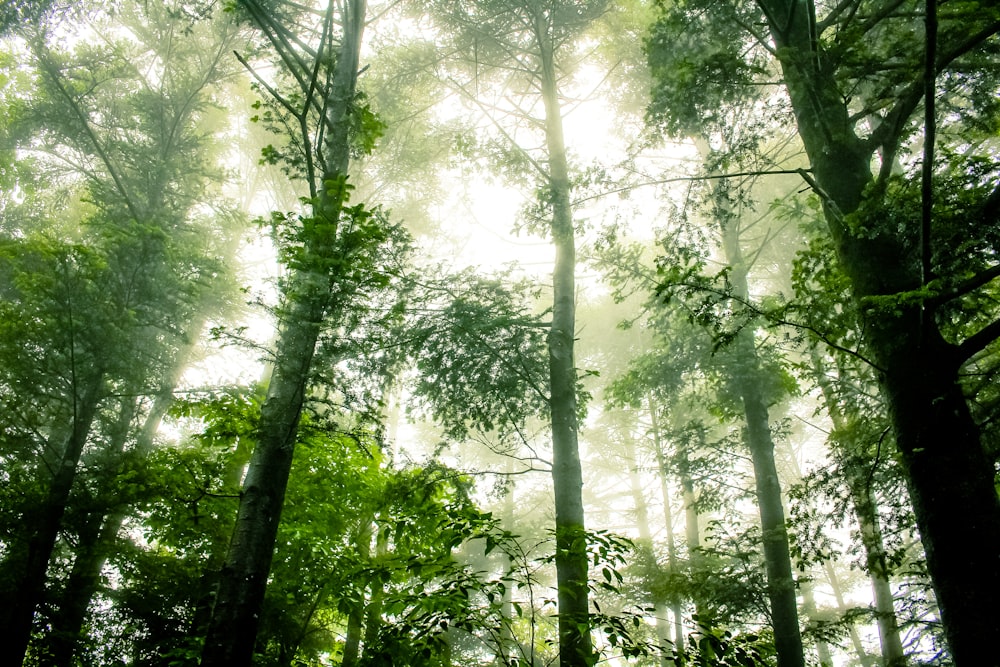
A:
[956,317,1000,365]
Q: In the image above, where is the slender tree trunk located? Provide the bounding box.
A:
[342,517,375,667]
[46,395,137,667]
[852,483,906,667]
[361,522,388,656]
[822,562,875,667]
[0,370,104,667]
[534,12,592,667]
[757,1,1000,658]
[47,314,211,667]
[706,163,803,667]
[809,354,906,667]
[647,398,685,660]
[623,417,674,666]
[799,582,833,667]
[735,355,804,667]
[677,445,701,577]
[199,3,367,664]
[499,471,516,663]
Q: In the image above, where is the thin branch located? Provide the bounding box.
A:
[667,278,885,371]
[867,18,1000,154]
[233,50,302,120]
[445,76,550,180]
[571,169,810,207]
[30,39,142,222]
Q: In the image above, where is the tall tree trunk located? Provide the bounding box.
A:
[47,314,210,667]
[647,398,685,660]
[0,370,104,667]
[799,581,833,667]
[199,2,367,664]
[707,161,803,667]
[534,12,592,667]
[734,349,804,667]
[341,517,375,667]
[499,470,516,664]
[361,521,389,657]
[46,394,137,667]
[809,354,906,667]
[623,415,674,666]
[822,562,875,667]
[757,1,1000,658]
[851,482,906,667]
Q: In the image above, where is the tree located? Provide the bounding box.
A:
[646,0,1000,660]
[0,3,239,662]
[197,0,400,663]
[417,2,611,663]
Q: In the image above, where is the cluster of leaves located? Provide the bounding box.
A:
[409,273,550,441]
[644,0,769,137]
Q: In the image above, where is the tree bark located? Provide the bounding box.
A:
[755,0,1000,658]
[0,371,104,667]
[647,398,686,660]
[536,11,593,666]
[822,562,874,667]
[735,354,804,667]
[45,395,137,667]
[46,312,211,667]
[810,353,906,667]
[624,415,675,666]
[799,581,832,667]
[198,2,367,664]
[705,154,803,667]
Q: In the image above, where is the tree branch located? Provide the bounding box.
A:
[571,169,810,207]
[957,316,1000,365]
[866,18,1000,155]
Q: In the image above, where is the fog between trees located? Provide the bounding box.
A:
[1,0,999,666]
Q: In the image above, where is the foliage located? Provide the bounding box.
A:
[645,0,768,137]
[408,272,550,441]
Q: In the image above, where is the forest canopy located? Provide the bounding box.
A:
[1,0,998,666]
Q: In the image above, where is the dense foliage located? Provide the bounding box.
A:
[1,0,997,666]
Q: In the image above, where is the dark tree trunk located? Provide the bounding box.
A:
[735,355,804,667]
[705,151,804,667]
[810,354,906,667]
[753,0,1000,658]
[198,2,367,664]
[47,313,210,667]
[46,395,137,667]
[0,371,104,667]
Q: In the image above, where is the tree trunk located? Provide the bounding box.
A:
[648,398,685,660]
[809,353,906,667]
[0,370,104,667]
[47,313,211,667]
[684,143,799,653]
[198,2,367,664]
[706,161,803,667]
[499,474,516,664]
[852,483,906,667]
[46,395,137,667]
[735,356,804,667]
[822,562,875,667]
[757,1,1000,658]
[533,11,592,667]
[342,518,375,667]
[624,416,675,666]
[799,581,832,667]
